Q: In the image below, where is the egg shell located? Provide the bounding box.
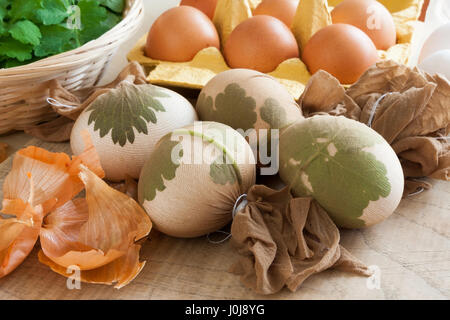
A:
[138,122,256,238]
[279,115,404,228]
[223,15,300,73]
[419,49,450,81]
[302,23,379,84]
[180,0,219,19]
[145,6,220,62]
[70,84,198,182]
[331,0,396,50]
[419,23,450,63]
[253,0,299,27]
[196,69,302,148]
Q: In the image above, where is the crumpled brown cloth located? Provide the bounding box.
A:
[230,185,371,295]
[25,62,148,142]
[109,175,139,201]
[298,60,450,196]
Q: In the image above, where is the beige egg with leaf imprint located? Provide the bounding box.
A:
[196,69,302,166]
[70,82,198,182]
[138,121,256,238]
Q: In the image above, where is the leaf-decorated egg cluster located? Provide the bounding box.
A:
[0,0,124,68]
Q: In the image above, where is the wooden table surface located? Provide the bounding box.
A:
[0,133,448,300]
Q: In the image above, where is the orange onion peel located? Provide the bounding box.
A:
[39,166,152,288]
[2,131,104,215]
[0,131,151,288]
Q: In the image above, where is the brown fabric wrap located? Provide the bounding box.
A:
[230,185,371,295]
[298,60,450,195]
[25,62,148,142]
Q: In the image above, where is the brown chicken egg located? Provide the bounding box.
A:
[224,15,299,73]
[302,24,378,84]
[180,0,218,19]
[331,0,396,50]
[253,0,299,27]
[145,6,220,62]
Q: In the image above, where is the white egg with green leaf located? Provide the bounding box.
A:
[70,82,198,181]
[138,122,256,238]
[279,115,404,228]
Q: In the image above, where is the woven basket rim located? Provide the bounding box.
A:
[0,0,142,76]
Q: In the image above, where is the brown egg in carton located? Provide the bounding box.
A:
[128,0,424,99]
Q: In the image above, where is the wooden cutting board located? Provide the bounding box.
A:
[0,134,448,300]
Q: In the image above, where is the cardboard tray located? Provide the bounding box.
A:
[128,0,424,99]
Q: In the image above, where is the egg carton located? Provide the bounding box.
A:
[128,0,424,99]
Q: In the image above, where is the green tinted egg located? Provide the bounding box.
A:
[279,115,404,228]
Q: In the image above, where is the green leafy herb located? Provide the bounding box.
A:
[99,0,125,13]
[0,0,124,69]
[9,20,42,46]
[0,38,33,61]
[36,0,70,26]
[34,24,76,57]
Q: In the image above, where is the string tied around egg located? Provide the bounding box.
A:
[206,193,248,244]
[46,97,78,110]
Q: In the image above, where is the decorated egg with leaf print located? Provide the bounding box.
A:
[70,82,198,182]
[279,115,404,228]
[138,121,256,238]
[195,69,302,160]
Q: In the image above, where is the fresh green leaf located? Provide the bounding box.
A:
[9,0,41,23]
[87,83,169,147]
[0,37,33,61]
[9,20,42,46]
[77,0,113,44]
[99,0,125,13]
[0,0,9,21]
[0,21,7,37]
[34,24,76,57]
[36,0,70,25]
[3,57,31,68]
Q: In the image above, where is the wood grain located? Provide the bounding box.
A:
[0,134,448,300]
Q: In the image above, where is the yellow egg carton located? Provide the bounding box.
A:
[128,0,424,99]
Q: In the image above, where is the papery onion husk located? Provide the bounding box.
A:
[0,131,103,278]
[39,165,152,288]
[2,131,104,215]
[0,201,43,277]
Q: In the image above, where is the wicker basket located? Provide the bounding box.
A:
[0,0,144,135]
